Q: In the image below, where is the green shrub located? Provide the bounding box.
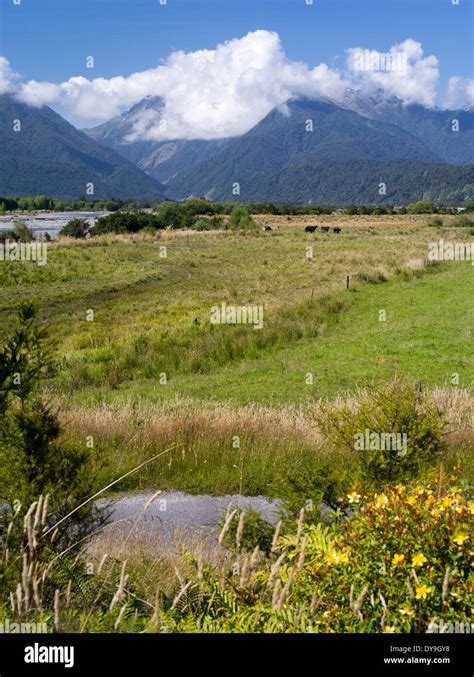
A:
[155,202,195,230]
[90,211,162,235]
[227,206,258,230]
[408,201,434,214]
[0,221,36,243]
[172,478,473,633]
[59,218,89,239]
[193,215,224,231]
[317,379,447,487]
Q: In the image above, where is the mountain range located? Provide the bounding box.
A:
[1,91,473,203]
[85,93,474,204]
[0,95,165,199]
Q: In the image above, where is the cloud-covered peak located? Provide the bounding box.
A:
[346,39,439,107]
[444,76,474,110]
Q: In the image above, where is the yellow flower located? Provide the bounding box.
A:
[374,494,389,509]
[347,491,361,504]
[441,496,453,510]
[415,585,433,600]
[327,550,349,565]
[467,502,474,515]
[383,626,396,633]
[392,553,406,566]
[452,532,469,547]
[399,606,414,617]
[412,553,428,568]
[406,495,417,506]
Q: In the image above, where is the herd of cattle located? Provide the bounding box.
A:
[305,225,342,233]
[261,225,342,233]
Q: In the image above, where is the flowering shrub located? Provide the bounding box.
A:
[169,477,473,633]
[294,478,473,632]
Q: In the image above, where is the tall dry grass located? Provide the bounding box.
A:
[56,386,474,496]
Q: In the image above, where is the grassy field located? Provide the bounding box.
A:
[1,213,472,495]
[1,213,473,635]
[1,214,472,404]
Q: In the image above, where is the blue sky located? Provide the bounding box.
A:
[0,0,472,136]
[1,0,472,85]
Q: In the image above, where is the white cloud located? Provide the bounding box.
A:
[2,32,470,140]
[18,30,350,140]
[444,76,474,109]
[346,39,439,107]
[0,57,19,95]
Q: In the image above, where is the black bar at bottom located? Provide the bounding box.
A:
[0,633,471,676]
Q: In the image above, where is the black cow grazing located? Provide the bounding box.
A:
[262,225,273,231]
[321,226,330,232]
[333,227,342,234]
[305,225,317,233]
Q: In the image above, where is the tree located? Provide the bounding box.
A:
[155,202,195,229]
[59,218,90,239]
[0,304,101,545]
[408,201,434,214]
[345,204,359,215]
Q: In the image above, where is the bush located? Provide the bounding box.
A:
[454,214,474,228]
[408,201,434,214]
[90,211,162,235]
[176,478,473,632]
[227,206,258,230]
[1,221,36,242]
[317,379,447,488]
[192,215,224,231]
[155,202,195,230]
[182,199,215,217]
[59,218,89,239]
[427,216,443,227]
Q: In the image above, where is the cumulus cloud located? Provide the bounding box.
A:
[444,76,474,109]
[346,39,439,107]
[2,31,470,140]
[0,57,20,95]
[18,31,350,140]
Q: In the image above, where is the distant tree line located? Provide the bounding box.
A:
[3,195,473,217]
[0,196,149,213]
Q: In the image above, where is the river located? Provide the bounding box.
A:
[0,211,109,238]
